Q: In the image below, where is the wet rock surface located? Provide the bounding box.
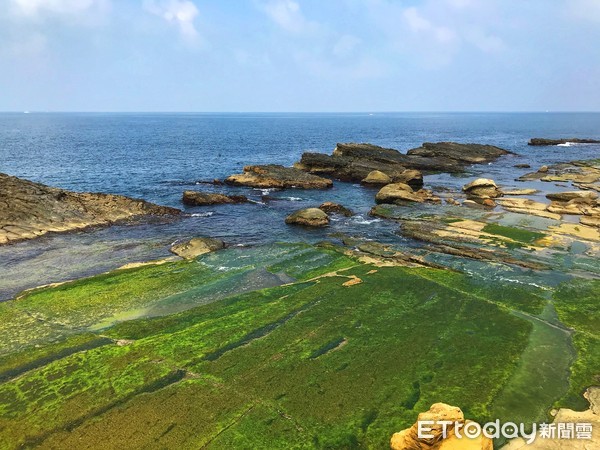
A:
[528,137,600,146]
[225,164,333,189]
[0,173,180,245]
[182,191,249,206]
[170,237,225,259]
[296,142,511,187]
[285,207,330,227]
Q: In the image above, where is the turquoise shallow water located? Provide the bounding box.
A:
[1,112,599,298]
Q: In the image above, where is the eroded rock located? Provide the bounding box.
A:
[225,165,333,189]
[182,191,248,206]
[390,403,492,450]
[0,173,181,245]
[285,208,330,227]
[319,202,353,217]
[170,237,225,259]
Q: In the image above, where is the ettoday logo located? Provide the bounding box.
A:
[417,420,593,444]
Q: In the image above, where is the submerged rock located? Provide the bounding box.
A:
[170,237,225,259]
[528,137,600,146]
[319,202,353,217]
[501,188,539,196]
[182,191,248,206]
[390,403,492,450]
[285,208,329,227]
[0,173,180,245]
[225,164,333,189]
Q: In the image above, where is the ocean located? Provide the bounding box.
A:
[1,112,600,299]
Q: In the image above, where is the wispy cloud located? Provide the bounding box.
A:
[260,0,317,34]
[144,0,201,42]
[9,0,109,19]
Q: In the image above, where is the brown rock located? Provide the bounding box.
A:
[362,170,392,185]
[182,191,248,206]
[390,403,493,450]
[170,237,225,259]
[375,183,422,204]
[0,173,180,245]
[546,191,598,202]
[285,208,330,227]
[225,164,333,189]
[462,178,502,199]
[319,202,353,217]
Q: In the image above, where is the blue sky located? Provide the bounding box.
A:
[1,0,599,112]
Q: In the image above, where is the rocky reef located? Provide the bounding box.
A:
[182,191,248,206]
[528,138,600,146]
[295,142,511,186]
[0,173,180,245]
[225,164,333,189]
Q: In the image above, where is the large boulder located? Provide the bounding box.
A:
[362,170,392,185]
[225,164,333,189]
[319,202,353,217]
[462,179,502,200]
[285,208,330,227]
[390,403,492,450]
[375,183,425,204]
[0,173,181,245]
[407,142,512,164]
[182,191,248,206]
[170,237,225,259]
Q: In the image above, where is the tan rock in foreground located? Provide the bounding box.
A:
[0,173,180,245]
[390,403,493,450]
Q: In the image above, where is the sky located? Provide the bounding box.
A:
[1,0,600,112]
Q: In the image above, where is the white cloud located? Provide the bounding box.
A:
[10,0,108,18]
[144,0,200,41]
[403,7,458,44]
[260,0,316,34]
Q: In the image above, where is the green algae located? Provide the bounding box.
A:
[481,223,546,245]
[0,243,595,449]
[553,279,600,410]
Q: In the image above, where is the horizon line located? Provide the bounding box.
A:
[3,110,600,114]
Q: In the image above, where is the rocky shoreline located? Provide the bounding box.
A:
[0,173,180,245]
[1,138,599,449]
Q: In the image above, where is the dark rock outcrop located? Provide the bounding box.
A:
[529,138,600,146]
[295,142,511,188]
[0,173,180,245]
[407,141,512,164]
[319,202,353,217]
[285,208,329,227]
[182,191,248,206]
[225,164,333,189]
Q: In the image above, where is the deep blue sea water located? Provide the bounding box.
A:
[1,112,600,299]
